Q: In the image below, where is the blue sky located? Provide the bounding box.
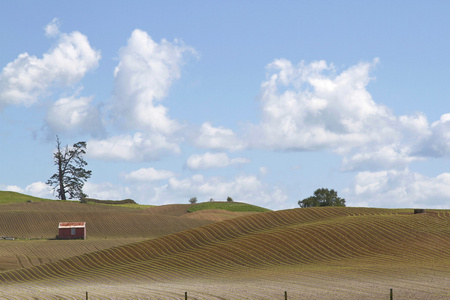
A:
[1,1,450,210]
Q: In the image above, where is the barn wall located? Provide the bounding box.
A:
[58,227,86,239]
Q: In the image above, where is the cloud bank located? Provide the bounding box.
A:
[249,58,450,174]
[186,152,250,170]
[3,19,450,209]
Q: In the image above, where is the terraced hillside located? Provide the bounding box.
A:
[0,198,214,273]
[1,207,449,299]
[0,201,211,239]
[0,194,264,275]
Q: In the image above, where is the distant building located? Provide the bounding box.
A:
[58,222,86,239]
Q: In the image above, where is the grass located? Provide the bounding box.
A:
[0,191,52,204]
[82,201,154,209]
[187,201,271,213]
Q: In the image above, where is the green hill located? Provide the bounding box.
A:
[0,191,53,204]
[187,201,271,213]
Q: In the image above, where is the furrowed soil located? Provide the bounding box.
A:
[0,203,449,299]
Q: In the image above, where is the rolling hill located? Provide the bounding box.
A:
[0,192,264,275]
[0,205,449,299]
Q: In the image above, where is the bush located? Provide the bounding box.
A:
[189,197,198,204]
[80,198,137,205]
[227,196,233,202]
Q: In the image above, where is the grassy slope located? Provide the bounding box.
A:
[187,201,271,213]
[0,191,52,204]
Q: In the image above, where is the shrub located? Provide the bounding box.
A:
[80,198,137,205]
[227,197,233,202]
[189,197,198,204]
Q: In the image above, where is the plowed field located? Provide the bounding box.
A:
[0,206,449,299]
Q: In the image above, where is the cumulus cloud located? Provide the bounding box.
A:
[87,29,194,162]
[77,173,288,209]
[46,95,103,136]
[6,182,53,199]
[344,169,450,208]
[87,132,180,161]
[167,174,288,207]
[251,58,397,151]
[0,20,100,108]
[166,175,287,207]
[111,29,194,133]
[83,182,132,200]
[413,113,450,158]
[125,167,175,182]
[246,58,450,171]
[186,152,250,170]
[167,175,287,204]
[195,122,245,151]
[341,145,418,171]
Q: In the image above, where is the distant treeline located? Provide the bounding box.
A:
[80,198,137,205]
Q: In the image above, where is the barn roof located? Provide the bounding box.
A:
[58,222,86,228]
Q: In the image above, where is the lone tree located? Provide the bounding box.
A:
[46,136,92,200]
[298,188,346,208]
[189,197,198,204]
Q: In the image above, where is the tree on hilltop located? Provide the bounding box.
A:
[298,188,345,208]
[46,136,92,200]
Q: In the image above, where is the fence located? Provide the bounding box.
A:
[82,289,396,299]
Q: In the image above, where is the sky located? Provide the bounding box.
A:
[1,1,450,210]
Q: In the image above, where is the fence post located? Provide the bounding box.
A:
[390,288,393,300]
[86,291,88,300]
[285,291,287,300]
[185,291,187,300]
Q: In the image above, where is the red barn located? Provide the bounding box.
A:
[58,222,86,239]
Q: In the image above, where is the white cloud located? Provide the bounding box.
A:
[345,169,450,208]
[83,182,132,200]
[167,174,288,207]
[74,172,289,209]
[44,18,60,38]
[251,58,398,151]
[0,22,100,108]
[6,182,53,199]
[87,132,180,161]
[125,167,175,182]
[87,29,194,162]
[195,122,245,151]
[46,95,103,136]
[111,29,194,133]
[341,144,418,171]
[5,185,23,193]
[25,182,54,198]
[186,152,250,170]
[414,113,450,157]
[246,58,450,171]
